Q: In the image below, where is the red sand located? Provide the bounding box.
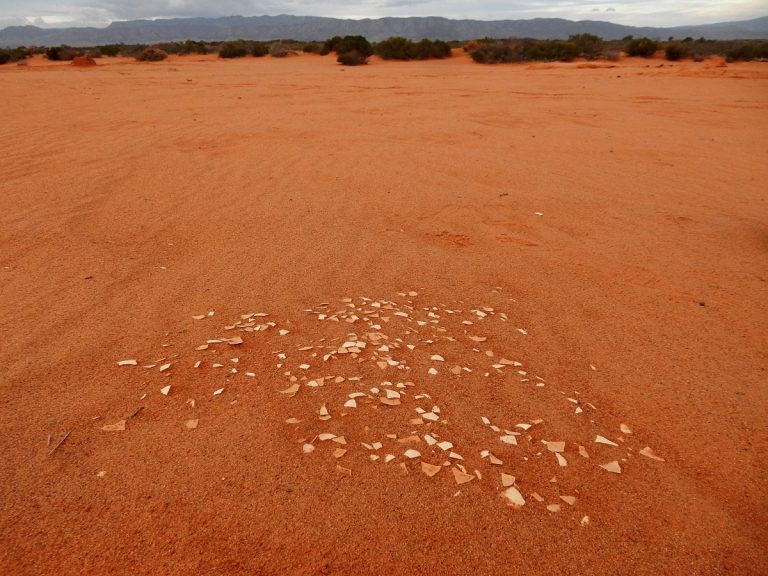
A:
[0,53,767,575]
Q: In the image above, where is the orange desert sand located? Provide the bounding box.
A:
[0,52,767,575]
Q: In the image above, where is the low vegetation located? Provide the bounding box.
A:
[624,37,659,57]
[135,47,169,62]
[374,37,451,60]
[2,35,766,67]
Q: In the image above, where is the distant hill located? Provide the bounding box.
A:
[1,14,767,47]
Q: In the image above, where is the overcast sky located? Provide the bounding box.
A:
[0,1,764,29]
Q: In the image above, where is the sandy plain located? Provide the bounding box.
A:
[0,52,767,575]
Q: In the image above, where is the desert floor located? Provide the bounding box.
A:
[1,52,766,575]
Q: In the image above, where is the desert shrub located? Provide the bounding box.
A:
[375,36,414,60]
[692,54,705,62]
[323,35,373,57]
[135,47,168,62]
[0,49,10,65]
[218,41,249,59]
[665,43,688,61]
[302,42,322,53]
[625,37,659,57]
[469,42,514,63]
[374,37,451,60]
[412,39,451,59]
[725,41,768,62]
[45,45,80,61]
[569,33,604,60]
[602,50,621,61]
[337,50,368,66]
[269,43,289,57]
[469,38,579,64]
[463,40,479,52]
[251,42,269,57]
[180,40,208,55]
[97,44,123,57]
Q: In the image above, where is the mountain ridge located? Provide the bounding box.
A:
[1,14,767,47]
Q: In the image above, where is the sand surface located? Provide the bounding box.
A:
[1,52,767,575]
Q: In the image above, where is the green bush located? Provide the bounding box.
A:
[323,36,373,57]
[469,38,580,64]
[375,36,414,60]
[337,50,368,66]
[725,41,768,62]
[0,49,10,65]
[252,42,269,57]
[97,44,123,57]
[569,33,604,60]
[625,37,659,57]
[218,41,249,59]
[665,43,688,61]
[135,47,168,62]
[374,37,451,60]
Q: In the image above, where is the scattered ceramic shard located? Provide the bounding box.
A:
[421,462,441,477]
[620,423,632,435]
[595,435,619,447]
[333,448,347,459]
[192,315,206,320]
[101,420,126,432]
[578,445,590,458]
[436,441,453,451]
[285,418,301,424]
[500,435,518,445]
[279,330,290,336]
[555,453,568,467]
[380,398,401,406]
[318,433,336,441]
[159,363,172,372]
[430,355,445,362]
[404,449,421,459]
[424,434,437,446]
[599,461,622,474]
[428,367,438,376]
[422,412,439,422]
[452,467,474,485]
[481,416,491,425]
[302,443,315,454]
[384,454,395,463]
[546,504,561,513]
[488,454,503,465]
[501,473,516,487]
[531,492,545,503]
[580,516,590,527]
[502,486,526,508]
[160,385,171,396]
[560,496,576,506]
[117,360,137,366]
[546,441,566,453]
[639,447,665,462]
[213,388,224,396]
[280,384,300,397]
[344,398,358,409]
[185,419,199,430]
[319,405,330,420]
